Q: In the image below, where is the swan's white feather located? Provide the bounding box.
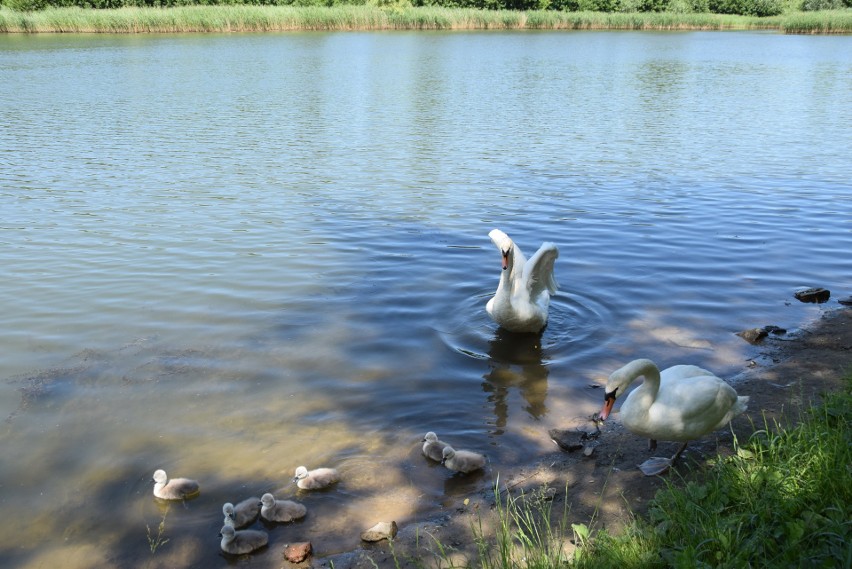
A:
[605,359,749,443]
[486,229,559,333]
[523,241,559,298]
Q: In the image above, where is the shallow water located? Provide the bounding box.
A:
[1,30,851,567]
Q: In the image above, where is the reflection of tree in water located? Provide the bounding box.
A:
[482,328,549,434]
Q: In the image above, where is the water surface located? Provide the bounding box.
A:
[1,30,851,568]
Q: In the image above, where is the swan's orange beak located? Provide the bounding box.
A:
[501,250,509,270]
[600,391,616,421]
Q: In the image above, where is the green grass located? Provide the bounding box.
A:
[145,505,170,555]
[472,485,573,569]
[578,380,852,568]
[417,377,851,568]
[0,5,850,33]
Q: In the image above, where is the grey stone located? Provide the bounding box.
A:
[737,328,768,344]
[360,521,398,542]
[548,428,583,452]
[794,287,830,303]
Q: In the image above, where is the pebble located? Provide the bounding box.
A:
[283,541,312,563]
[360,521,398,542]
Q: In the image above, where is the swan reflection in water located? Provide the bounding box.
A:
[482,327,550,434]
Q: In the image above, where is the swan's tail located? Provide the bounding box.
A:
[714,395,749,431]
[734,395,749,416]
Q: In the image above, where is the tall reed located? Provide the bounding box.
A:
[1,5,851,33]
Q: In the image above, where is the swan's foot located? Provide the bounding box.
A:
[638,443,689,476]
[638,457,673,476]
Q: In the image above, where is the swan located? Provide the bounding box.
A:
[260,493,307,522]
[293,466,340,490]
[152,469,200,500]
[422,432,450,462]
[219,525,268,555]
[599,358,749,476]
[441,446,486,474]
[223,497,261,529]
[486,229,559,333]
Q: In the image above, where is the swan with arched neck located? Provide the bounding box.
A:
[599,358,748,476]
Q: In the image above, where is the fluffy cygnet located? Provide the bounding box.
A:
[222,497,261,529]
[260,493,307,522]
[422,432,450,462]
[152,469,200,500]
[441,446,486,474]
[293,466,340,490]
[219,525,268,555]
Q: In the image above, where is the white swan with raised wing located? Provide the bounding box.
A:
[486,229,559,333]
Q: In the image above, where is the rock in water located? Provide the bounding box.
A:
[794,288,830,303]
[283,542,312,563]
[360,521,398,542]
[736,327,769,344]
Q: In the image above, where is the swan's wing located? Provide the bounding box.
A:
[523,242,559,299]
[658,373,739,433]
[662,365,715,381]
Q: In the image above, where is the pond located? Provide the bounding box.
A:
[0,30,850,568]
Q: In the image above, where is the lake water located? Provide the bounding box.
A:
[1,30,850,568]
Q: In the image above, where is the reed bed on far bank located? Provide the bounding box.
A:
[1,5,850,33]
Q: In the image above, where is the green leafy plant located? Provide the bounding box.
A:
[146,506,170,555]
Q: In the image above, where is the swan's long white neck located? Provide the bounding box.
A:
[611,358,661,401]
[499,249,517,288]
[500,242,527,291]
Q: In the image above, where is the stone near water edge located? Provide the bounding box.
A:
[737,327,769,345]
[283,542,312,563]
[360,521,398,542]
[548,428,584,452]
[838,296,852,307]
[737,325,787,345]
[794,287,830,303]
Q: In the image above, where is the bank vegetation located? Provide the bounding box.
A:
[420,378,851,569]
[0,4,849,32]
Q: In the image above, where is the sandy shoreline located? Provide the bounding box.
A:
[318,305,851,569]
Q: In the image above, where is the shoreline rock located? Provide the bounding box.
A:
[283,541,312,563]
[794,287,830,303]
[360,521,398,542]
